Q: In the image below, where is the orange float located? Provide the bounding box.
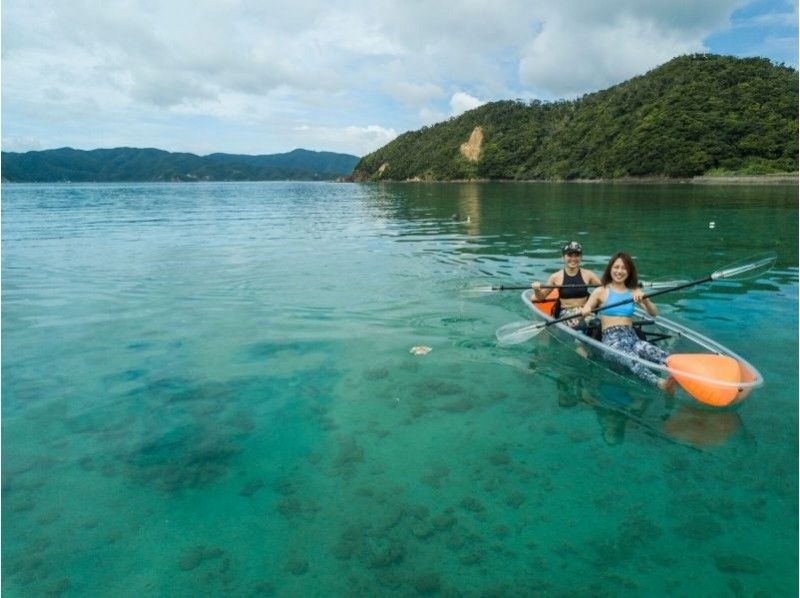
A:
[665,354,756,407]
[533,289,559,316]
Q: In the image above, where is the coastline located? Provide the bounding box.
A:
[349,173,799,185]
[687,174,798,185]
[5,174,796,185]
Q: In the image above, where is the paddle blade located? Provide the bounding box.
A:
[496,320,546,346]
[711,252,776,281]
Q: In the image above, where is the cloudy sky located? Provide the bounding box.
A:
[2,0,797,157]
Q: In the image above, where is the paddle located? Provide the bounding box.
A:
[496,253,776,347]
[466,279,689,293]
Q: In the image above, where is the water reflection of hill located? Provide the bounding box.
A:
[361,181,798,280]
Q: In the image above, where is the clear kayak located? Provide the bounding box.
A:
[522,290,763,408]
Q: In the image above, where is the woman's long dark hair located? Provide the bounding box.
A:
[601,252,639,288]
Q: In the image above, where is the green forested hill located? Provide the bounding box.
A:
[352,54,798,181]
[1,147,360,182]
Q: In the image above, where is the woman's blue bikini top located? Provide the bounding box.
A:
[600,287,635,317]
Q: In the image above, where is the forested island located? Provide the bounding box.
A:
[1,147,360,182]
[352,54,798,182]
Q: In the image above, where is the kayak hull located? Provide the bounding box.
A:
[522,290,762,408]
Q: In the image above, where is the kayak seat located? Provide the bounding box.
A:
[633,319,670,343]
[584,322,602,341]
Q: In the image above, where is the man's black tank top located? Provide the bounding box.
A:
[559,269,589,299]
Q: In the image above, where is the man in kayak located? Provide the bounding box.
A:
[531,241,602,328]
[580,252,675,394]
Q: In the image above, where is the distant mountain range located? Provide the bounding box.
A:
[1,147,360,182]
[352,54,798,181]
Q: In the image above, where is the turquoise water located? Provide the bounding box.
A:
[2,181,797,596]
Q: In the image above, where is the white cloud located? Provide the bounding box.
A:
[1,0,790,155]
[519,15,704,97]
[419,107,447,126]
[450,92,486,116]
[383,82,446,106]
[293,124,397,156]
[517,0,743,96]
[1,137,45,152]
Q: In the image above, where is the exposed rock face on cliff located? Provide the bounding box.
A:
[459,127,483,163]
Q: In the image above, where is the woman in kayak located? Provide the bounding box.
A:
[531,241,601,327]
[580,252,675,394]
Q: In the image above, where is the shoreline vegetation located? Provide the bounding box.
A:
[3,173,797,185]
[340,173,798,185]
[352,55,798,183]
[686,174,798,184]
[0,147,360,183]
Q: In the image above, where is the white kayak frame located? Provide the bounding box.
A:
[521,290,764,403]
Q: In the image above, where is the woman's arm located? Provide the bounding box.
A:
[532,272,559,299]
[580,287,603,317]
[584,269,602,287]
[633,290,658,317]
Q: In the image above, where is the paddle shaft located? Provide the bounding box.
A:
[541,274,714,329]
[492,284,594,291]
[492,281,666,291]
[492,252,774,295]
